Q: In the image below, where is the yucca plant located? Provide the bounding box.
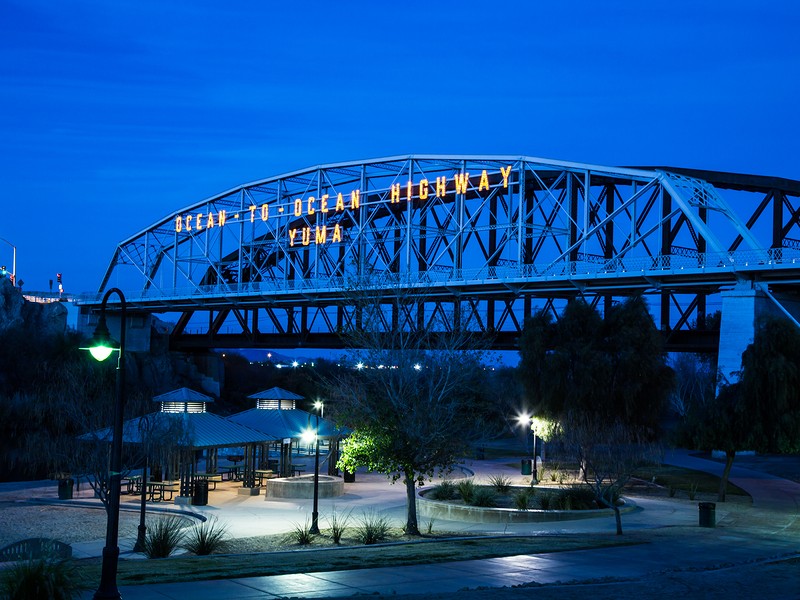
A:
[143,516,186,559]
[183,517,229,555]
[0,558,89,600]
[513,488,533,510]
[287,519,314,545]
[488,474,512,493]
[354,510,391,545]
[429,480,457,500]
[326,509,352,544]
[470,487,497,507]
[457,479,476,504]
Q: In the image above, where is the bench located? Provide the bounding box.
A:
[254,469,279,485]
[0,538,72,562]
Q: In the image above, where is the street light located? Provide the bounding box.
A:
[301,402,323,534]
[0,237,16,284]
[84,288,127,600]
[517,413,538,484]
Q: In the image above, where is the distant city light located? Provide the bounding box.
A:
[292,360,299,368]
[413,363,422,371]
[356,362,365,370]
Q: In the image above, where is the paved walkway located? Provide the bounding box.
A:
[36,451,800,598]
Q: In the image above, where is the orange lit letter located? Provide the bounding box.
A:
[419,179,429,200]
[294,199,303,217]
[302,227,311,246]
[196,213,204,230]
[315,225,327,244]
[501,165,511,188]
[249,205,257,222]
[454,172,469,194]
[479,170,489,191]
[350,189,360,209]
[333,223,342,242]
[436,176,447,198]
[175,216,183,232]
[218,210,227,227]
[261,204,269,221]
[320,194,329,213]
[390,183,400,203]
[185,215,193,231]
[289,228,298,247]
[207,212,215,228]
[335,193,345,211]
[307,197,316,215]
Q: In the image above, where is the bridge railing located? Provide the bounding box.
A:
[81,247,800,305]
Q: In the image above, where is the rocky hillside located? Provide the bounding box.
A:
[0,277,67,337]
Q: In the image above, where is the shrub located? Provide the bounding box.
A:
[539,494,551,510]
[687,482,699,501]
[327,509,352,544]
[144,516,186,559]
[354,510,391,545]
[513,488,533,510]
[288,519,314,545]
[183,517,228,555]
[429,480,457,500]
[457,479,476,504]
[488,474,512,493]
[470,487,497,507]
[0,558,89,600]
[549,470,560,483]
[551,486,596,510]
[425,518,435,534]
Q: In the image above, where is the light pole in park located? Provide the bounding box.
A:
[517,413,538,484]
[84,288,127,600]
[303,401,323,535]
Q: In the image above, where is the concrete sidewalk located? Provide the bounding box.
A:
[61,451,800,598]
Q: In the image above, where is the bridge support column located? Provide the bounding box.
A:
[718,283,800,384]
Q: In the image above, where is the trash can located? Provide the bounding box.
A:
[521,458,532,476]
[192,480,209,506]
[343,469,356,483]
[699,502,716,527]
[57,478,74,500]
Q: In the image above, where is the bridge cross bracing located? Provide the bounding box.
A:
[85,155,800,352]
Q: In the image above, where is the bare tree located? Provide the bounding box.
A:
[562,417,661,535]
[327,288,495,535]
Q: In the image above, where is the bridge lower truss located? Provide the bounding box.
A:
[88,155,800,352]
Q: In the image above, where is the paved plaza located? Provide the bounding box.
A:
[9,449,800,599]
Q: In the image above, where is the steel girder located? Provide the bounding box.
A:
[87,155,800,350]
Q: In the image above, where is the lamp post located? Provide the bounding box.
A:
[309,402,322,534]
[517,414,538,484]
[85,288,127,600]
[0,237,16,284]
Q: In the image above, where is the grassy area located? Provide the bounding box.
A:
[630,465,748,496]
[74,534,639,586]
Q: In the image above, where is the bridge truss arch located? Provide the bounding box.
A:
[93,155,800,351]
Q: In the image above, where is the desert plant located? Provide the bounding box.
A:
[549,469,559,482]
[0,557,89,600]
[513,488,533,510]
[288,519,314,545]
[553,486,596,510]
[429,480,458,500]
[183,517,228,555]
[354,510,392,545]
[488,474,512,493]
[457,479,476,504]
[143,516,186,559]
[326,509,352,544]
[425,518,435,534]
[539,494,551,510]
[470,487,498,507]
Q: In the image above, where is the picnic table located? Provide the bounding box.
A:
[291,464,306,477]
[145,480,179,502]
[219,465,241,481]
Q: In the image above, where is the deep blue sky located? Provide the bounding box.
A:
[1,0,798,293]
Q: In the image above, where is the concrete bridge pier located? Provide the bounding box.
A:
[718,283,800,384]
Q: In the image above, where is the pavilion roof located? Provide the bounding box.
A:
[228,408,345,439]
[84,411,274,449]
[246,387,304,401]
[152,387,214,403]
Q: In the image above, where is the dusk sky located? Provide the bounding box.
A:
[1,0,798,293]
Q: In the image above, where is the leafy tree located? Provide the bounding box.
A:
[328,295,494,535]
[680,315,800,501]
[519,296,673,436]
[518,296,673,533]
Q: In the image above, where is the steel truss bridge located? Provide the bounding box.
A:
[88,155,800,352]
